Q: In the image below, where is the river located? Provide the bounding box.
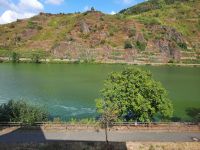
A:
[0,63,199,121]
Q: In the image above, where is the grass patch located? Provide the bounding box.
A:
[136,16,161,26]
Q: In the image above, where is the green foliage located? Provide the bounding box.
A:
[91,7,95,11]
[136,41,146,51]
[108,25,119,36]
[27,21,42,30]
[115,14,125,20]
[0,49,10,57]
[137,17,161,26]
[178,42,187,50]
[96,68,173,122]
[0,100,49,125]
[96,98,118,123]
[157,0,166,8]
[168,59,174,63]
[31,53,41,63]
[80,33,90,39]
[48,19,58,28]
[197,19,200,31]
[11,52,20,63]
[124,40,133,49]
[119,0,186,15]
[128,27,136,38]
[67,118,98,125]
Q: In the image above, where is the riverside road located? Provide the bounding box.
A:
[0,129,199,143]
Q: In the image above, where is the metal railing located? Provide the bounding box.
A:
[0,121,198,127]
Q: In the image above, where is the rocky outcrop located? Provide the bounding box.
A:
[80,20,90,34]
[154,39,181,62]
[148,25,185,61]
[150,25,186,44]
[135,32,146,43]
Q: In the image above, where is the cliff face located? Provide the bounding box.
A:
[0,0,199,63]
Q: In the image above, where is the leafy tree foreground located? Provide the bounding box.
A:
[96,68,173,122]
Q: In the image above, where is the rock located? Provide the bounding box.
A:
[135,32,146,43]
[80,20,90,34]
[150,25,186,44]
[192,137,199,142]
[154,39,181,61]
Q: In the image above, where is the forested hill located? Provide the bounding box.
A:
[0,0,199,63]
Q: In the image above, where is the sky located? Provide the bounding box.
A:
[0,0,145,24]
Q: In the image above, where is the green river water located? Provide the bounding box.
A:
[0,63,199,121]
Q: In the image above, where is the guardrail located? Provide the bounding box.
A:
[0,122,199,132]
[111,122,199,126]
[0,122,198,127]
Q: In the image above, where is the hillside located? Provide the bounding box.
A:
[120,0,200,63]
[0,0,199,63]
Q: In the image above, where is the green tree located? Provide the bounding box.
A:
[31,53,41,63]
[96,68,173,122]
[96,99,118,143]
[124,40,133,49]
[0,100,49,125]
[91,7,95,11]
[128,27,136,38]
[11,52,20,63]
[136,41,146,51]
[157,0,166,8]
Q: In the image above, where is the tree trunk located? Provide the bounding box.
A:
[105,121,108,143]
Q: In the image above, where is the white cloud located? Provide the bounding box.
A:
[116,0,137,5]
[0,0,44,24]
[0,10,36,24]
[45,0,64,5]
[19,0,44,11]
[83,6,90,11]
[110,11,116,15]
[122,0,133,4]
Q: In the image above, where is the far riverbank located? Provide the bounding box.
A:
[1,57,200,67]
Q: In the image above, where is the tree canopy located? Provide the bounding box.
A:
[96,68,173,122]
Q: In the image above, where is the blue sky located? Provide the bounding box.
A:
[0,0,144,24]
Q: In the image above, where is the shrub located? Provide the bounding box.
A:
[124,40,133,49]
[0,100,49,125]
[27,21,38,29]
[31,53,41,63]
[136,41,146,51]
[137,17,161,26]
[178,42,187,50]
[197,19,200,31]
[168,59,174,63]
[100,17,104,21]
[27,21,42,30]
[108,25,119,36]
[128,27,136,37]
[11,52,20,63]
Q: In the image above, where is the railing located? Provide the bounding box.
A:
[111,122,198,126]
[0,121,198,127]
[0,122,199,132]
